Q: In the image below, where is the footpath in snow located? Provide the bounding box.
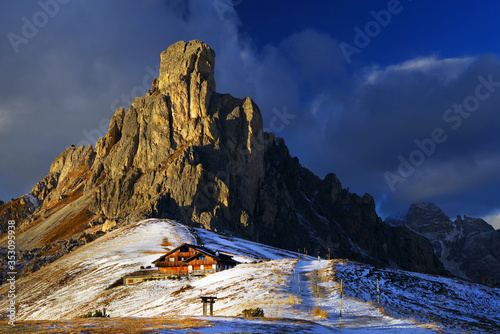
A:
[289,260,435,333]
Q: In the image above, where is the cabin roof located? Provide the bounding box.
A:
[152,243,238,264]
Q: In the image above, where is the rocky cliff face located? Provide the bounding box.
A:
[0,40,446,279]
[387,202,500,287]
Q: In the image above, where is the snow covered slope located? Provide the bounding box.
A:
[334,260,500,333]
[1,219,498,333]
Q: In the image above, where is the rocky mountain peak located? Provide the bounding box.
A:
[1,40,447,281]
[405,201,449,223]
[387,201,500,287]
[459,215,495,233]
[159,40,216,121]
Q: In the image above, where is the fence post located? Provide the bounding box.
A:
[340,278,343,332]
[377,278,380,312]
[317,281,320,308]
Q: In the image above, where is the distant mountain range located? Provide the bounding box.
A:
[386,202,500,287]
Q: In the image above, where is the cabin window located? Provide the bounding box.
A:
[200,265,204,270]
[168,257,175,262]
[199,256,206,260]
[212,264,216,269]
[180,257,185,261]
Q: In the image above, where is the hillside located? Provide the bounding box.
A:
[1,219,498,333]
[0,40,446,281]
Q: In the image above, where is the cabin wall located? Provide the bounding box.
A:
[154,245,237,275]
[155,246,199,268]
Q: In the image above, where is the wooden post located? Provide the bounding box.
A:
[298,275,301,296]
[317,281,320,307]
[200,296,217,316]
[339,279,343,332]
[377,278,380,312]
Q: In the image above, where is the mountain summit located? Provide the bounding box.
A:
[387,202,500,286]
[1,40,445,278]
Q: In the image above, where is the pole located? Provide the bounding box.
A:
[377,278,380,312]
[339,279,343,332]
[298,275,301,296]
[317,281,320,307]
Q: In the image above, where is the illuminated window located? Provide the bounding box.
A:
[199,256,206,260]
[168,257,175,262]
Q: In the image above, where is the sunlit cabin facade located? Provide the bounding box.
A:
[152,243,238,275]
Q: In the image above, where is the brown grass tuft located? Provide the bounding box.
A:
[285,294,301,304]
[171,284,193,296]
[161,237,172,248]
[313,307,329,319]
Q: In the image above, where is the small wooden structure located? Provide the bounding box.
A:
[152,243,238,276]
[200,296,217,316]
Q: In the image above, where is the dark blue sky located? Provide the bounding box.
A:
[1,0,500,228]
[238,0,500,65]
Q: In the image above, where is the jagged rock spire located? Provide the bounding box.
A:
[159,40,216,121]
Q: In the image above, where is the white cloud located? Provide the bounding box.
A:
[483,211,500,230]
[364,56,475,85]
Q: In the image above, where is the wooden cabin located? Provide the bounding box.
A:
[152,243,238,275]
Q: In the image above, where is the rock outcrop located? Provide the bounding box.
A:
[0,40,446,278]
[387,202,500,287]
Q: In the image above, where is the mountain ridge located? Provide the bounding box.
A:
[386,201,500,287]
[1,40,446,281]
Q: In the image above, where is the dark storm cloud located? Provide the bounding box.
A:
[313,55,500,222]
[0,0,245,201]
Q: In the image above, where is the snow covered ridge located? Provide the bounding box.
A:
[0,219,498,333]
